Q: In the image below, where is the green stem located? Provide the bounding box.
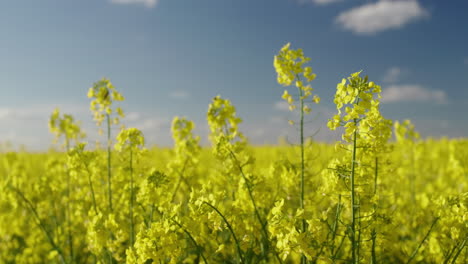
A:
[228,151,267,233]
[374,157,378,196]
[332,234,347,262]
[170,158,189,203]
[297,78,307,264]
[107,249,113,264]
[65,138,70,153]
[65,139,74,263]
[129,149,135,247]
[203,201,244,264]
[149,204,155,227]
[444,243,460,264]
[330,195,342,257]
[357,195,361,263]
[406,217,439,264]
[171,218,209,264]
[86,165,99,214]
[450,236,467,264]
[66,171,74,263]
[371,230,377,264]
[11,186,68,264]
[410,144,416,204]
[76,148,98,214]
[371,157,378,264]
[228,150,283,264]
[299,87,305,219]
[350,121,358,264]
[106,114,113,212]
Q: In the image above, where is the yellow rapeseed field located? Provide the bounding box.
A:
[0,44,466,264]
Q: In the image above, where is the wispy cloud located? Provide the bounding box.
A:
[0,104,88,121]
[0,104,90,151]
[124,113,172,146]
[0,104,187,150]
[382,66,407,83]
[274,101,290,112]
[134,117,170,131]
[335,0,429,35]
[169,90,190,100]
[381,84,447,104]
[109,0,158,8]
[123,112,141,122]
[298,0,344,5]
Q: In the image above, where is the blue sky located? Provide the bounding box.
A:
[0,0,467,150]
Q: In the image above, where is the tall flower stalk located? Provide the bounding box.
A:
[49,108,85,263]
[88,78,125,212]
[168,117,201,203]
[328,71,392,263]
[274,43,320,264]
[115,128,145,247]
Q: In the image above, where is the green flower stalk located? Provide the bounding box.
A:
[168,117,201,202]
[207,96,282,262]
[328,71,392,264]
[67,143,99,214]
[206,95,255,217]
[49,108,85,263]
[274,43,319,264]
[207,96,249,188]
[88,78,125,213]
[115,128,146,247]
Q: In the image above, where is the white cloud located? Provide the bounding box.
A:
[135,117,169,130]
[335,0,429,35]
[126,115,172,145]
[0,109,12,120]
[268,116,284,124]
[169,90,190,100]
[382,66,405,83]
[0,104,182,150]
[381,84,447,104]
[274,101,290,112]
[0,104,90,151]
[0,104,88,121]
[124,112,141,122]
[313,0,343,5]
[109,0,158,8]
[298,0,344,5]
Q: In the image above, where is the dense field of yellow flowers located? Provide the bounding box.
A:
[0,44,466,263]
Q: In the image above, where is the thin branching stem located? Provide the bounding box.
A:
[84,162,99,214]
[171,158,189,203]
[11,186,68,264]
[330,195,342,257]
[203,201,244,264]
[75,149,99,214]
[228,150,283,264]
[450,236,467,264]
[171,218,209,264]
[406,217,439,264]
